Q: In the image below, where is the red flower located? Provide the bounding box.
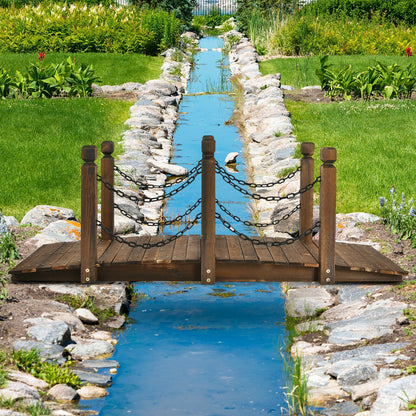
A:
[38,51,45,61]
[406,47,412,57]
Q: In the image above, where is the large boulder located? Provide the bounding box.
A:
[21,206,76,228]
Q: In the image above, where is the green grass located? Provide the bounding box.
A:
[0,52,163,85]
[0,98,131,220]
[260,55,414,89]
[286,99,416,214]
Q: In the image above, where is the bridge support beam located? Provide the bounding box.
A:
[319,147,337,284]
[201,136,216,284]
[101,141,115,241]
[81,146,98,284]
[300,142,315,244]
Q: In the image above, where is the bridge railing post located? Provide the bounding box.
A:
[81,145,98,284]
[101,141,114,241]
[300,142,315,244]
[201,135,216,285]
[319,147,337,284]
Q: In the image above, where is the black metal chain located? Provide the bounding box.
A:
[114,199,202,227]
[114,161,202,189]
[98,168,201,203]
[217,172,321,201]
[97,214,202,249]
[215,200,301,228]
[216,162,301,189]
[216,212,320,247]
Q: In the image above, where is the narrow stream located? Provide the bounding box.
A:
[81,37,289,415]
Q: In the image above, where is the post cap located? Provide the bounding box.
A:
[202,135,215,155]
[82,146,98,162]
[101,141,115,155]
[320,147,337,164]
[301,142,315,156]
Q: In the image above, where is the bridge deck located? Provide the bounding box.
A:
[10,235,406,283]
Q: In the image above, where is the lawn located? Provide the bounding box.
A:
[0,52,163,85]
[0,98,132,221]
[260,55,414,89]
[286,99,416,215]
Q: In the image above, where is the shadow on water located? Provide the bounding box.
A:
[81,37,290,416]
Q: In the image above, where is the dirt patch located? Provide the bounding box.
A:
[283,88,332,103]
[94,90,138,101]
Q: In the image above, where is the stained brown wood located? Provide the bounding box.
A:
[216,235,229,261]
[10,236,407,283]
[300,142,315,244]
[100,141,115,241]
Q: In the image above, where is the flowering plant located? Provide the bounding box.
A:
[379,187,416,247]
[407,47,412,57]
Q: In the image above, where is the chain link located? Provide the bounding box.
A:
[97,213,201,249]
[98,167,201,203]
[114,199,201,227]
[216,162,301,189]
[216,212,320,247]
[215,200,301,228]
[114,161,202,189]
[217,171,321,201]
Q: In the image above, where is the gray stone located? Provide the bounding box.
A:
[75,308,99,325]
[337,285,387,303]
[348,378,392,402]
[13,340,67,364]
[0,410,27,416]
[81,359,120,369]
[7,370,49,389]
[147,159,188,176]
[21,206,76,227]
[41,312,85,332]
[38,284,83,297]
[285,287,334,317]
[143,79,178,96]
[4,381,40,400]
[320,300,366,323]
[5,216,19,228]
[66,340,114,360]
[105,315,126,329]
[337,364,378,386]
[26,319,71,346]
[225,152,239,164]
[48,384,79,402]
[76,386,108,400]
[73,370,112,387]
[320,401,361,416]
[38,220,81,243]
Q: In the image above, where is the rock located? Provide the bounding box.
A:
[25,319,71,346]
[75,308,99,325]
[347,378,392,402]
[13,340,67,364]
[73,370,112,387]
[41,220,81,242]
[285,287,334,317]
[147,159,188,176]
[337,285,387,303]
[81,359,120,369]
[21,206,76,227]
[7,370,49,389]
[0,410,28,416]
[105,315,125,329]
[41,312,85,332]
[337,364,378,387]
[225,152,239,164]
[320,401,361,416]
[3,381,40,400]
[48,384,79,402]
[5,216,19,228]
[51,411,76,416]
[66,340,114,360]
[308,379,349,405]
[77,386,109,400]
[39,284,84,297]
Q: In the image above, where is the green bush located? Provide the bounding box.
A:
[0,3,181,55]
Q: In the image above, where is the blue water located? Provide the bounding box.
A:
[81,38,289,415]
[83,283,288,415]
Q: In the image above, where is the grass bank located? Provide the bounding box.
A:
[286,99,416,214]
[260,55,413,89]
[0,98,132,220]
[0,52,163,85]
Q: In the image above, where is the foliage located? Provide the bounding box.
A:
[193,7,232,29]
[301,0,416,26]
[286,99,416,214]
[0,214,19,267]
[0,52,163,86]
[272,12,416,56]
[316,56,416,100]
[0,3,181,55]
[12,349,81,388]
[57,294,116,321]
[0,98,130,220]
[379,187,416,248]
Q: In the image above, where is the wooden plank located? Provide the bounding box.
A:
[216,235,230,261]
[334,268,403,283]
[226,235,244,262]
[11,242,63,274]
[37,242,72,271]
[263,237,289,264]
[281,240,318,267]
[157,238,176,264]
[238,238,258,262]
[113,237,140,265]
[253,237,274,263]
[126,236,151,264]
[312,241,349,269]
[56,242,82,270]
[142,236,163,263]
[172,236,188,262]
[186,235,200,262]
[98,240,125,266]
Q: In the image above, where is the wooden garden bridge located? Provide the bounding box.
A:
[11,137,406,285]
